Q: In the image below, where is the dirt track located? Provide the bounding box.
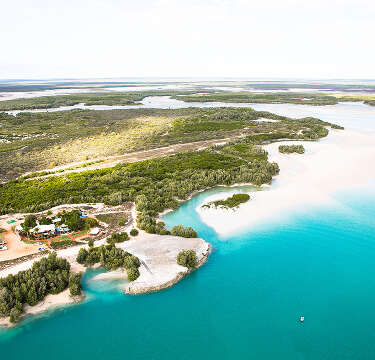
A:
[25,136,241,180]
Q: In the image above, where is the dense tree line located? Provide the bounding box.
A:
[174,92,341,106]
[0,252,76,323]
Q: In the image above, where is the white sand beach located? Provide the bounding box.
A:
[197,129,375,236]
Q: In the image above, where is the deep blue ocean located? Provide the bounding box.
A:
[1,183,375,360]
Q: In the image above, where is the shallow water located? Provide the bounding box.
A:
[2,185,375,360]
[6,95,375,133]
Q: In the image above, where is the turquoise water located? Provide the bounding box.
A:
[1,184,375,359]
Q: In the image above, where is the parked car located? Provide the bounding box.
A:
[0,245,8,251]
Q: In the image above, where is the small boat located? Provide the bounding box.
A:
[300,316,305,322]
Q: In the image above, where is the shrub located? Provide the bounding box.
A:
[130,228,139,236]
[88,239,94,248]
[107,232,129,244]
[177,250,198,268]
[84,217,99,230]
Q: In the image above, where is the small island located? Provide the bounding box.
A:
[278,144,305,154]
[203,193,250,210]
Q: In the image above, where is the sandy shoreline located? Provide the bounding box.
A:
[197,129,375,235]
[0,229,210,328]
[0,289,85,328]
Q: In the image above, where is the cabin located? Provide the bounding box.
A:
[31,224,56,239]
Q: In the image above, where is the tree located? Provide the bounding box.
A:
[69,272,83,296]
[123,255,141,269]
[107,232,129,244]
[84,217,98,230]
[130,228,139,236]
[61,210,85,231]
[88,239,94,248]
[0,288,14,316]
[39,216,52,225]
[22,214,37,234]
[77,248,88,264]
[127,267,140,281]
[9,307,21,323]
[177,250,198,268]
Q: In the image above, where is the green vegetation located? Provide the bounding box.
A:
[177,250,198,269]
[68,272,83,296]
[0,108,341,237]
[56,210,98,231]
[334,95,375,107]
[50,239,82,249]
[107,232,129,244]
[0,90,215,111]
[203,193,250,209]
[0,107,341,181]
[76,244,140,280]
[170,225,198,238]
[126,268,140,281]
[130,228,139,236]
[0,93,143,111]
[174,92,340,106]
[279,144,305,154]
[95,213,128,226]
[0,252,71,322]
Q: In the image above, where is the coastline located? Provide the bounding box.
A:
[0,230,210,327]
[0,289,85,328]
[197,128,375,235]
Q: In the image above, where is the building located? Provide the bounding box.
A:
[30,224,56,239]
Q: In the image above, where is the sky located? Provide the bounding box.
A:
[1,0,375,80]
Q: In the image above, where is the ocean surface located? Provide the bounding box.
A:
[1,183,375,359]
[1,101,375,359]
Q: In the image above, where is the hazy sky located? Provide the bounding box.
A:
[2,0,374,79]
